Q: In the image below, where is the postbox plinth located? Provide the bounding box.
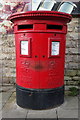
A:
[9,11,72,110]
[16,85,64,109]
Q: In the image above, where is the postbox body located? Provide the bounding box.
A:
[10,11,71,110]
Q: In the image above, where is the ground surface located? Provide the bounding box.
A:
[0,86,79,120]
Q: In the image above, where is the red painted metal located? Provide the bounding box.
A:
[9,11,72,89]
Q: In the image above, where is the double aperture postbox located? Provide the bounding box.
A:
[9,11,72,110]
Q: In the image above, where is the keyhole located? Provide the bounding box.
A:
[42,55,45,58]
[35,55,38,58]
[54,33,56,36]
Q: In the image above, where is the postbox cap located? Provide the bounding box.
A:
[9,11,72,24]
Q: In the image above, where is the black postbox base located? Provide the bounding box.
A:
[16,85,64,110]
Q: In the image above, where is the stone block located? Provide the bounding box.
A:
[65,55,79,64]
[73,76,80,81]
[68,48,78,54]
[68,25,74,32]
[65,70,77,77]
[64,76,72,81]
[65,55,73,62]
[2,60,16,68]
[67,33,78,41]
[74,25,79,33]
[77,70,80,76]
[2,47,15,54]
[68,63,78,69]
[65,63,69,69]
[1,54,16,60]
[65,80,78,86]
[66,40,78,48]
[68,81,78,85]
[65,48,68,54]
[2,76,15,84]
[71,55,79,62]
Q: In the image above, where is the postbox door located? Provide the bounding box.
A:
[16,33,41,89]
[39,34,65,89]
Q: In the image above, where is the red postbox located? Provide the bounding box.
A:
[9,11,72,110]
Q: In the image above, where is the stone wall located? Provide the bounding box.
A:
[0,17,80,86]
[65,17,80,86]
[0,34,16,85]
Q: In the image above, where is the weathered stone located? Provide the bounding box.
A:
[73,77,80,81]
[67,33,78,41]
[67,81,73,85]
[65,70,77,77]
[2,60,16,68]
[67,80,78,85]
[2,77,15,84]
[68,63,78,69]
[68,25,74,32]
[65,55,79,64]
[77,70,80,76]
[74,25,79,33]
[68,48,78,54]
[65,48,69,54]
[2,47,15,54]
[2,67,15,73]
[65,55,73,62]
[65,63,69,69]
[66,41,78,48]
[67,18,79,33]
[71,55,79,62]
[64,76,72,81]
[72,81,78,86]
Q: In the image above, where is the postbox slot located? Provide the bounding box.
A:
[18,24,33,30]
[47,25,63,30]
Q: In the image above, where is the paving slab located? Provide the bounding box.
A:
[27,108,57,119]
[2,91,13,108]
[2,108,28,118]
[58,109,78,119]
[1,85,15,108]
[57,96,78,119]
[2,92,28,118]
[59,96,78,110]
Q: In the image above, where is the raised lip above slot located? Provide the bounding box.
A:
[47,24,63,30]
[18,24,33,30]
